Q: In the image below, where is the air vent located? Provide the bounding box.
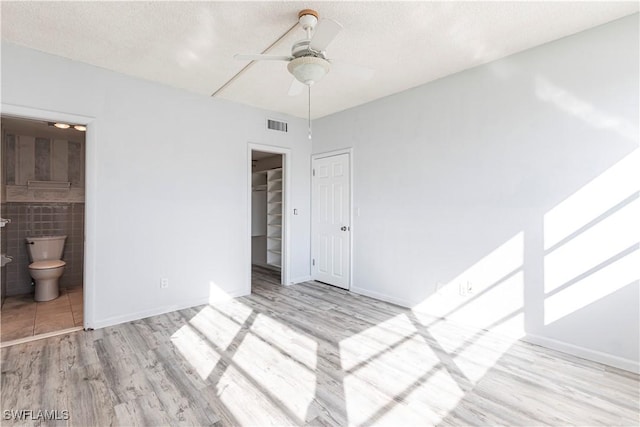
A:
[267,119,288,132]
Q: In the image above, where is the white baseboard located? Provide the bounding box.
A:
[350,286,413,308]
[524,333,639,374]
[91,289,247,330]
[350,286,639,374]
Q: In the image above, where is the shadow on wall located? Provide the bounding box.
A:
[377,62,639,365]
[413,148,639,357]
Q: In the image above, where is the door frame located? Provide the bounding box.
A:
[1,103,96,329]
[311,147,354,290]
[247,142,291,288]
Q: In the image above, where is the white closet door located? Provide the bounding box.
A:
[312,153,350,289]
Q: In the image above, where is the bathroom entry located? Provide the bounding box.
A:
[0,115,86,343]
[251,150,284,287]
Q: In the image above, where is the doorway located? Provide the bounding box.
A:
[249,144,290,290]
[1,112,88,344]
[311,150,352,290]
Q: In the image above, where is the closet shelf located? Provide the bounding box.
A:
[266,167,283,270]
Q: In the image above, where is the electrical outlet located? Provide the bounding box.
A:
[160,278,169,289]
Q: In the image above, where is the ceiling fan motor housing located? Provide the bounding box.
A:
[298,9,319,31]
[291,40,326,59]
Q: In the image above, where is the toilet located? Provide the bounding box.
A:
[25,235,67,302]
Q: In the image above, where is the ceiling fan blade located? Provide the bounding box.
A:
[234,54,292,62]
[309,18,343,52]
[287,78,305,96]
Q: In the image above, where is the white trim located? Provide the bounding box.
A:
[312,147,354,160]
[311,148,354,290]
[91,293,238,330]
[351,285,414,308]
[1,103,96,329]
[0,326,84,348]
[523,333,639,374]
[291,275,312,284]
[248,143,292,287]
[1,104,94,123]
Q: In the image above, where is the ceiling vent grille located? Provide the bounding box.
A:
[267,119,288,132]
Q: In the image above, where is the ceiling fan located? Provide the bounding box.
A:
[234,9,343,96]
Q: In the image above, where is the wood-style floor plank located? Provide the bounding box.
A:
[1,266,638,426]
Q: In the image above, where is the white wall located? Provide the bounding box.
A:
[1,42,311,328]
[313,15,639,371]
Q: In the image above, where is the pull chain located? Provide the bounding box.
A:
[308,84,312,140]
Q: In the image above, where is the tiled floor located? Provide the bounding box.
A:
[0,287,83,342]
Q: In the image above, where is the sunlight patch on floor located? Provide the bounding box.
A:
[453,312,525,384]
[339,313,418,371]
[384,368,466,426]
[188,305,245,350]
[209,295,254,325]
[249,312,318,371]
[171,324,221,380]
[217,365,297,426]
[341,313,452,425]
[231,316,317,421]
[344,358,464,426]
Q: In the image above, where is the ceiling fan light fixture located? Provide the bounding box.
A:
[287,56,330,85]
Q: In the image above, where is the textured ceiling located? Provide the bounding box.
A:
[1,1,638,119]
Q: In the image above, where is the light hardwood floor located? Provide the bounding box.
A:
[1,267,638,426]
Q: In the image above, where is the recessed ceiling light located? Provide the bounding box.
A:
[74,125,86,131]
[53,123,70,129]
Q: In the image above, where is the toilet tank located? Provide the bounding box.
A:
[25,235,67,262]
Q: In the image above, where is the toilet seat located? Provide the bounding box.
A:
[29,260,66,270]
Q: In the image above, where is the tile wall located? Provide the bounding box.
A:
[2,202,84,296]
[2,127,85,299]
